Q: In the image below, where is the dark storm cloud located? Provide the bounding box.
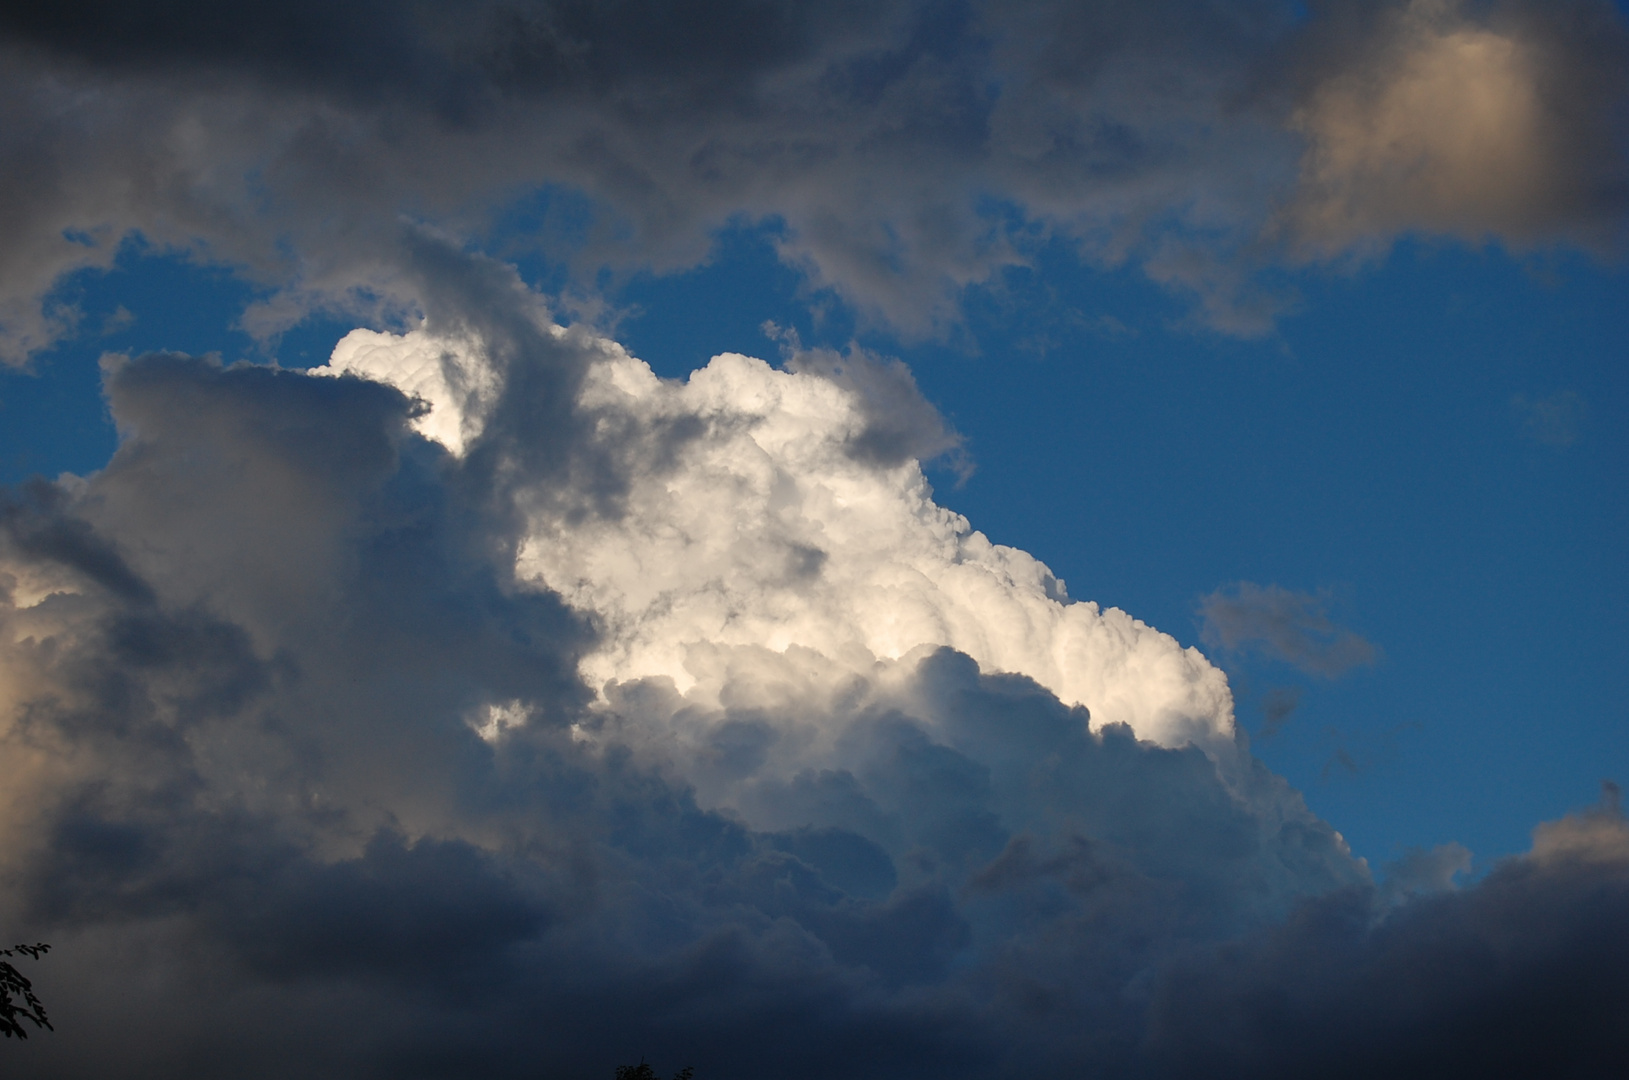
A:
[1,0,1624,360]
[1198,581,1377,678]
[1,302,1625,1075]
[1146,795,1629,1080]
[0,0,877,111]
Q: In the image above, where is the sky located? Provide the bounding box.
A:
[0,2,1626,1077]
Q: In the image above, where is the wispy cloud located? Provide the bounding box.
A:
[1380,841,1473,905]
[1198,581,1378,678]
[1513,389,1586,447]
[1259,684,1303,739]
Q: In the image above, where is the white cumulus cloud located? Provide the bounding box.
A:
[325,325,1237,761]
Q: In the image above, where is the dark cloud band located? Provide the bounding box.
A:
[0,0,1623,360]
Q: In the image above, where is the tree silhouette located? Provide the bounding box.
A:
[0,944,51,1040]
[614,1060,693,1080]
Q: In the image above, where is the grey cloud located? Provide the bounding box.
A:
[1378,841,1473,905]
[1146,797,1629,1080]
[1,0,1623,361]
[0,9,1621,1071]
[1,479,155,605]
[769,826,899,901]
[1198,581,1378,678]
[1,313,1624,1075]
[773,324,968,473]
[1258,685,1301,739]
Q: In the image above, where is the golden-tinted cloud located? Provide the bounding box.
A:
[1285,0,1628,255]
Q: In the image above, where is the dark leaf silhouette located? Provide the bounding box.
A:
[615,1060,693,1080]
[0,943,52,1040]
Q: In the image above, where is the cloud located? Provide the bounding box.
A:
[0,7,1624,1058]
[1198,582,1378,678]
[1379,841,1473,904]
[0,0,1623,361]
[1513,389,1586,447]
[1313,719,1423,783]
[1146,792,1629,1079]
[327,316,1237,753]
[0,334,1360,1075]
[1282,0,1629,256]
[1259,685,1302,739]
[769,324,969,476]
[2,260,1624,1073]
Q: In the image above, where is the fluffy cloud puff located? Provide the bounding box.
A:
[0,0,1624,360]
[327,322,1237,754]
[2,271,1626,1076]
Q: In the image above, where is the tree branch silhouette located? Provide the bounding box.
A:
[1,944,51,1040]
[615,1059,693,1080]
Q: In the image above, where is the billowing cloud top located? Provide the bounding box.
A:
[2,261,1626,1075]
[326,324,1236,753]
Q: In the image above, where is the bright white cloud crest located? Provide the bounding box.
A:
[325,326,1237,760]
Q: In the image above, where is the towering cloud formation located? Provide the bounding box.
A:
[2,259,1625,1075]
[1,2,1627,1074]
[327,323,1237,753]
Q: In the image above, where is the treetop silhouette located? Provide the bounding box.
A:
[1,944,51,1040]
